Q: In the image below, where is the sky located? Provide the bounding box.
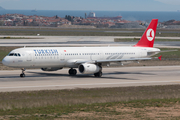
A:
[0,0,180,11]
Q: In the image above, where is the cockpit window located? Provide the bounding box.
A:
[9,53,14,56]
[8,53,21,57]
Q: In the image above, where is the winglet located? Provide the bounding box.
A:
[134,19,158,48]
[158,55,162,61]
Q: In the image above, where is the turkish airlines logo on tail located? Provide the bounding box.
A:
[146,29,155,41]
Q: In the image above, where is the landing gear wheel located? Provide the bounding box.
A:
[94,64,102,77]
[20,73,25,78]
[20,68,26,78]
[94,71,102,77]
[69,68,77,76]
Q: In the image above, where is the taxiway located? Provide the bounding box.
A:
[0,66,180,92]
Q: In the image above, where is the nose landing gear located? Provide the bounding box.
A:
[20,68,26,78]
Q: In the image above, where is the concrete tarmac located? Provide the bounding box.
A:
[0,66,180,92]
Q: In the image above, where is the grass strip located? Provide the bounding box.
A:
[0,85,180,114]
[1,98,180,115]
[0,85,179,119]
[0,98,180,119]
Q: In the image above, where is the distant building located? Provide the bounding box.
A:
[88,12,96,17]
[87,12,122,21]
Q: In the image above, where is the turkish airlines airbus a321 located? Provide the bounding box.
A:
[2,19,160,78]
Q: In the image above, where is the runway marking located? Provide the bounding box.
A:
[0,80,180,89]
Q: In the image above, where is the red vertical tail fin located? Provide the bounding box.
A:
[134,19,158,48]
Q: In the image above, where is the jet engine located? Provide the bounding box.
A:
[41,67,63,71]
[78,63,100,74]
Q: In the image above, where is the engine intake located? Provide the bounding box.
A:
[78,63,100,74]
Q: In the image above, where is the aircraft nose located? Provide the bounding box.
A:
[2,57,10,66]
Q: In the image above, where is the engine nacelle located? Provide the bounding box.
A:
[78,63,100,74]
[41,67,63,71]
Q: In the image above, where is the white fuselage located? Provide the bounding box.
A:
[2,46,160,69]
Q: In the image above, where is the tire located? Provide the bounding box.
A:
[69,69,73,75]
[20,73,25,78]
[94,72,102,77]
[69,69,77,76]
[72,69,77,75]
[98,72,102,77]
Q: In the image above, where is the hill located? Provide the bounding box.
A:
[0,6,5,10]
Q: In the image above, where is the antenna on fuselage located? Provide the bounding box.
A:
[24,46,26,48]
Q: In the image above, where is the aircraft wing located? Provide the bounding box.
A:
[96,58,151,63]
[75,58,151,64]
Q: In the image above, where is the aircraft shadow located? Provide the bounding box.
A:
[26,71,155,80]
[0,71,155,81]
[104,71,155,76]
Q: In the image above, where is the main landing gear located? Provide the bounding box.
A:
[94,64,102,77]
[68,68,77,76]
[20,68,26,78]
[94,71,102,77]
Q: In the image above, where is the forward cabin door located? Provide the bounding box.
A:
[26,52,34,67]
[27,53,32,61]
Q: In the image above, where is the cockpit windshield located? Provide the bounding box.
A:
[8,53,21,57]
